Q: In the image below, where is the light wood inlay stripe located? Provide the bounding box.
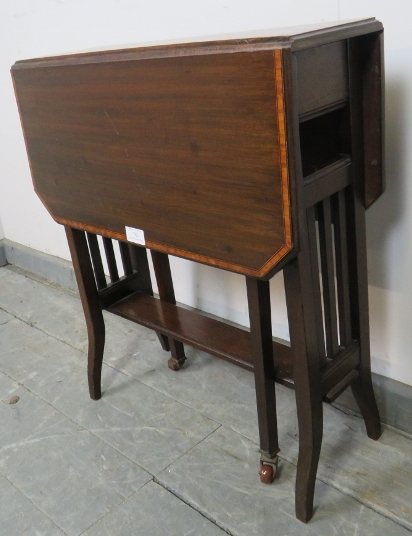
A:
[274,49,293,251]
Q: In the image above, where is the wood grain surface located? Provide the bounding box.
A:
[13,48,292,277]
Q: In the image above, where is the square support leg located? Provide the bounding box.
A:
[151,251,186,370]
[246,277,279,482]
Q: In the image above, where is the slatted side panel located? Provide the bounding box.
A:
[85,232,143,289]
[305,186,354,364]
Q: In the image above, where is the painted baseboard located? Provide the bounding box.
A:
[0,240,6,267]
[1,238,411,436]
[1,239,77,292]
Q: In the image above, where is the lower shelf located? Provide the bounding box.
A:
[108,291,293,384]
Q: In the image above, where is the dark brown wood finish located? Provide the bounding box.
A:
[284,254,323,523]
[12,20,385,524]
[12,49,292,278]
[65,227,105,400]
[361,32,385,207]
[109,290,293,381]
[11,19,383,278]
[246,278,279,459]
[151,251,186,369]
[295,40,348,119]
[346,38,381,440]
[128,245,170,352]
[119,241,133,276]
[284,46,324,521]
[303,158,352,208]
[320,343,360,395]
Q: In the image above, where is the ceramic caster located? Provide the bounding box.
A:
[259,456,278,484]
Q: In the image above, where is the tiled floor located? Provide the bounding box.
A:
[0,264,411,535]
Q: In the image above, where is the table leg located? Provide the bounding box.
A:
[151,251,186,370]
[246,277,279,483]
[66,227,105,400]
[347,187,382,440]
[347,38,382,441]
[128,245,170,351]
[284,253,323,523]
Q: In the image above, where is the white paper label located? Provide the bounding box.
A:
[125,226,146,246]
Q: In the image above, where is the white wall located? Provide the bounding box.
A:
[0,1,411,385]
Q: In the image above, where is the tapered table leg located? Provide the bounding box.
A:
[284,253,323,523]
[128,245,170,351]
[151,251,186,370]
[347,39,382,441]
[246,277,279,481]
[66,227,105,400]
[347,187,382,440]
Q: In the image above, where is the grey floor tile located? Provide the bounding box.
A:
[0,475,65,536]
[41,359,220,475]
[1,267,412,532]
[0,317,83,387]
[0,316,220,476]
[0,371,81,450]
[0,429,152,536]
[104,316,412,530]
[158,426,411,536]
[325,412,412,526]
[0,307,13,325]
[106,343,261,441]
[0,267,88,351]
[60,370,220,476]
[83,480,227,536]
[276,399,412,530]
[0,365,152,535]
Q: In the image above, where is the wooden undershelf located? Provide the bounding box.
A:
[108,291,294,384]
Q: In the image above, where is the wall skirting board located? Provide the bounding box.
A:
[0,240,6,267]
[0,237,411,437]
[0,238,77,292]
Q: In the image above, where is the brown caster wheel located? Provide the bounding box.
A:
[167,358,184,371]
[259,458,278,484]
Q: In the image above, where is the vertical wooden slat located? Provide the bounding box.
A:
[119,241,133,276]
[86,232,107,290]
[318,198,339,358]
[306,205,327,366]
[333,190,352,347]
[129,245,151,288]
[102,237,119,283]
[246,277,279,458]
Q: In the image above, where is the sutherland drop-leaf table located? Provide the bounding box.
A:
[12,18,384,522]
